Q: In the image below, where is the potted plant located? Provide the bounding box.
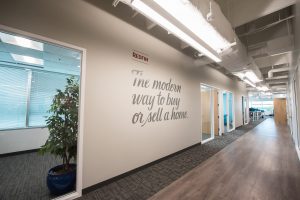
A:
[40,76,79,195]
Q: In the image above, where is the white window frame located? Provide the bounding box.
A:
[0,24,86,200]
[200,83,222,144]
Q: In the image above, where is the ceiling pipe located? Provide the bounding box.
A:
[265,75,289,80]
[268,66,289,78]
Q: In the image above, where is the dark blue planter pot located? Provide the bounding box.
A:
[47,164,76,195]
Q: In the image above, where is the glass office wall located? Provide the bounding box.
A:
[0,30,82,199]
[223,91,234,132]
[229,92,234,130]
[201,85,213,142]
[242,96,248,124]
[223,92,228,132]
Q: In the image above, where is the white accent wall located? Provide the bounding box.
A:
[0,0,247,188]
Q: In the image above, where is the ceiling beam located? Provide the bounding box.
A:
[145,19,157,30]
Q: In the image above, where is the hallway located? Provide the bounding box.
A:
[149,118,300,200]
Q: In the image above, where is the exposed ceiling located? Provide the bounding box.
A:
[216,0,295,27]
[234,5,294,96]
[96,0,296,96]
[87,0,237,78]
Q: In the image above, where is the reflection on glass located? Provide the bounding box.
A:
[223,92,228,132]
[229,92,234,130]
[201,85,212,141]
[243,97,248,124]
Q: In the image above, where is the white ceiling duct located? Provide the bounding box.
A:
[254,51,292,68]
[268,66,289,78]
[265,75,289,80]
[248,36,294,58]
[190,0,235,47]
[270,84,287,88]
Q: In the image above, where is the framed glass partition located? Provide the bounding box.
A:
[223,92,228,132]
[201,85,213,142]
[242,96,249,125]
[223,91,234,132]
[229,92,234,130]
[0,29,84,200]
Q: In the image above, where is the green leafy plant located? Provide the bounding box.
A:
[40,76,79,172]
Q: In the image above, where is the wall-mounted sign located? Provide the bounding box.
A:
[132,50,149,64]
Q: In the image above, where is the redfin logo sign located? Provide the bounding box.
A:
[132,50,149,64]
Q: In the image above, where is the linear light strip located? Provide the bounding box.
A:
[244,78,256,88]
[131,0,221,62]
[153,0,231,53]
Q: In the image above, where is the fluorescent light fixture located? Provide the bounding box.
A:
[11,53,44,65]
[244,71,261,83]
[0,32,44,51]
[262,92,272,96]
[233,70,261,84]
[244,78,256,88]
[152,0,231,53]
[130,0,221,62]
[233,72,245,80]
[257,86,269,91]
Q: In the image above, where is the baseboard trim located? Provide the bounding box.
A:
[82,142,202,195]
[0,148,39,158]
[201,137,214,144]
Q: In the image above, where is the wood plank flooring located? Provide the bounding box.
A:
[149,118,300,200]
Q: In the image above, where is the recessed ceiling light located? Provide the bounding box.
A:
[0,32,44,51]
[11,53,44,66]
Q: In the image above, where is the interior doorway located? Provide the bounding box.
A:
[293,78,300,149]
[213,89,219,137]
[242,96,249,125]
[201,84,220,143]
[274,98,287,125]
[223,91,235,133]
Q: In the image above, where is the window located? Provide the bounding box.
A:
[0,31,81,130]
[250,99,274,115]
[29,71,70,127]
[0,65,78,129]
[0,67,28,129]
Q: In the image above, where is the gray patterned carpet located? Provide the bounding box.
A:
[78,118,266,200]
[0,152,75,200]
[0,118,265,200]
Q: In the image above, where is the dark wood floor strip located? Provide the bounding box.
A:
[149,118,300,200]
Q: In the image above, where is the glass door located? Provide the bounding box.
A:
[228,92,234,130]
[223,91,234,133]
[201,85,213,142]
[242,96,249,125]
[293,79,300,148]
[223,92,228,132]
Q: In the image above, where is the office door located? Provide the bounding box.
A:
[274,98,287,125]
